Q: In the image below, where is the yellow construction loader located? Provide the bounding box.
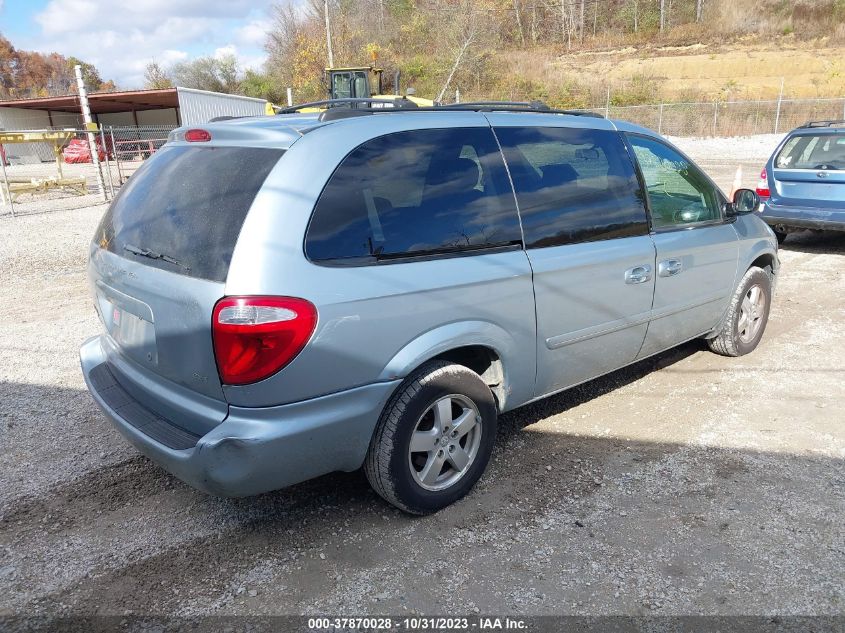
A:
[325,66,433,107]
[270,63,433,114]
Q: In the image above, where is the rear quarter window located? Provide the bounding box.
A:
[305,128,522,263]
[495,126,648,248]
[95,145,284,282]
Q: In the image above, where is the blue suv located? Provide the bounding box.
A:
[758,120,845,242]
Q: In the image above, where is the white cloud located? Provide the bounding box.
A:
[234,19,271,48]
[160,49,189,65]
[214,44,265,73]
[214,45,239,60]
[35,0,259,36]
[237,54,266,73]
[26,0,272,87]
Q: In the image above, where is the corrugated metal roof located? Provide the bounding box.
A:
[0,89,179,113]
[0,88,269,120]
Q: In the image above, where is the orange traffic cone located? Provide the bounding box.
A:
[729,165,743,200]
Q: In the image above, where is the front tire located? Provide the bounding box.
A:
[707,266,772,357]
[364,361,497,515]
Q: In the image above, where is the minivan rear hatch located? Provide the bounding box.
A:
[90,144,285,432]
[771,132,845,208]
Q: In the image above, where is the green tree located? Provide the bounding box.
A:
[171,54,240,93]
[67,56,104,91]
[240,69,284,103]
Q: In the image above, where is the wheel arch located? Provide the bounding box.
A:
[428,345,505,411]
[749,251,777,278]
[739,240,779,282]
[376,320,530,412]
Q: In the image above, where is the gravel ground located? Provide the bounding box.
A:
[1,160,142,217]
[0,135,843,624]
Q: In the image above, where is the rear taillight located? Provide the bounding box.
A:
[212,296,317,385]
[184,129,211,142]
[756,167,770,198]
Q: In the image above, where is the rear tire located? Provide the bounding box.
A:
[364,361,497,515]
[774,229,788,244]
[707,266,772,357]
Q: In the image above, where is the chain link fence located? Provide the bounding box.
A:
[3,97,845,217]
[1,125,173,217]
[594,97,845,138]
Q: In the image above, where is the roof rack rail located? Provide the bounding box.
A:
[319,108,380,122]
[277,98,419,114]
[430,100,604,117]
[798,119,845,128]
[443,100,551,110]
[279,98,605,119]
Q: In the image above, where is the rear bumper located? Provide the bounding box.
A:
[80,336,400,496]
[760,204,845,231]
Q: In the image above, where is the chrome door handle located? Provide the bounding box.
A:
[624,265,652,284]
[658,259,683,277]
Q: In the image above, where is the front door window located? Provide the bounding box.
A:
[629,136,721,228]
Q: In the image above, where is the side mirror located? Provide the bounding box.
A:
[405,87,416,96]
[727,188,760,216]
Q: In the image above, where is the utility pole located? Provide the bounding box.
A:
[0,149,13,216]
[324,0,334,68]
[75,64,106,201]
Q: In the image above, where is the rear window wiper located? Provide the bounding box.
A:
[124,243,187,269]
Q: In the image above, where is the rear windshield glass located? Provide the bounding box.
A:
[776,134,845,170]
[95,145,284,282]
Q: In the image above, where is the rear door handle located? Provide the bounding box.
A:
[658,259,683,277]
[624,265,652,284]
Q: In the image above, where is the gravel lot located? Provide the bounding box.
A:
[1,135,843,624]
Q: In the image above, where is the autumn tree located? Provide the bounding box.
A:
[67,56,107,92]
[144,62,174,89]
[0,35,17,97]
[0,33,115,98]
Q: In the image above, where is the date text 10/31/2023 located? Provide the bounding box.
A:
[307,616,528,630]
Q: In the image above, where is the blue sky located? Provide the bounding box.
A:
[0,0,276,88]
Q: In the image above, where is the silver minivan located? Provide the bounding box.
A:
[80,103,779,514]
